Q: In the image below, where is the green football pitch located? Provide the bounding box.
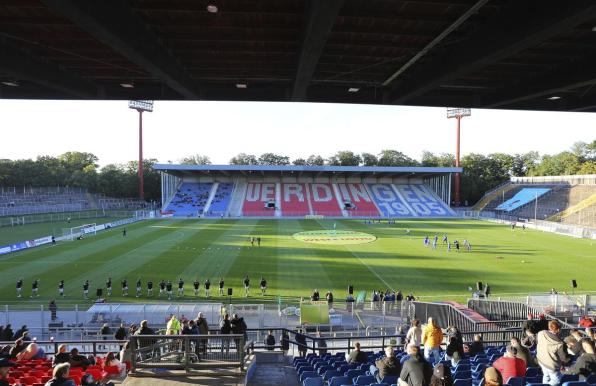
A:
[0,218,594,307]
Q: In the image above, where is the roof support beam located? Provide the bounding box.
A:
[482,54,596,108]
[41,0,199,99]
[291,0,344,101]
[387,0,596,104]
[0,40,97,98]
[382,0,490,86]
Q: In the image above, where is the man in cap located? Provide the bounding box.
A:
[493,345,526,383]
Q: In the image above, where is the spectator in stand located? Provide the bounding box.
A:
[114,323,127,351]
[195,312,209,355]
[9,338,26,358]
[373,346,401,382]
[422,317,443,365]
[0,357,17,386]
[406,319,422,349]
[219,314,232,354]
[53,344,70,366]
[104,351,126,378]
[445,336,464,366]
[1,325,12,342]
[535,314,549,333]
[316,331,327,355]
[295,330,307,357]
[69,347,90,369]
[536,320,570,386]
[12,325,28,341]
[348,342,368,364]
[562,338,596,381]
[119,341,131,370]
[134,320,155,355]
[45,362,76,386]
[493,346,526,383]
[579,316,595,329]
[281,330,289,355]
[484,367,504,386]
[265,330,275,351]
[430,363,453,386]
[510,337,535,367]
[16,342,45,361]
[564,329,585,357]
[399,344,433,386]
[231,313,248,350]
[166,314,181,335]
[468,334,484,356]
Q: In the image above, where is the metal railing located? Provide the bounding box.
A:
[129,334,245,374]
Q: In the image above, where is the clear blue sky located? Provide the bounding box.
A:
[1,100,594,166]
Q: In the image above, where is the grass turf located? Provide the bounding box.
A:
[0,218,594,307]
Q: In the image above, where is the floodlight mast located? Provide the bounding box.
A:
[446,108,471,207]
[128,100,154,199]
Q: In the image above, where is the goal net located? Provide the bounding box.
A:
[62,223,97,241]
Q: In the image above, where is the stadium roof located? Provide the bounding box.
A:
[154,164,462,178]
[2,1,596,111]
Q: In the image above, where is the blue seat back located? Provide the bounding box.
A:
[329,375,351,386]
[453,378,473,386]
[354,375,376,385]
[303,376,324,386]
[381,375,399,384]
[562,382,589,386]
[560,375,580,383]
[300,371,318,383]
[507,376,525,386]
[324,370,341,382]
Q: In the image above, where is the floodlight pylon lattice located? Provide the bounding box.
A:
[128,101,154,199]
[446,107,471,206]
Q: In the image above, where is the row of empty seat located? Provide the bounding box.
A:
[163,182,455,218]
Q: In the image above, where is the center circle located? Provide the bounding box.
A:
[293,230,377,245]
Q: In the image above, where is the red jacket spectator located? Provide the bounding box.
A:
[493,347,526,383]
[579,316,594,329]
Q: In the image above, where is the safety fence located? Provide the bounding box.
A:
[129,334,246,374]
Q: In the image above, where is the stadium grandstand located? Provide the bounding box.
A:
[473,175,596,229]
[155,165,458,218]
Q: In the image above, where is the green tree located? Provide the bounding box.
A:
[421,151,455,167]
[361,153,378,166]
[306,155,325,166]
[378,150,418,166]
[258,153,290,165]
[179,154,211,165]
[327,151,361,166]
[229,153,258,165]
[292,158,307,165]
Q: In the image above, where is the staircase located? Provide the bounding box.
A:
[548,191,596,221]
[228,181,247,217]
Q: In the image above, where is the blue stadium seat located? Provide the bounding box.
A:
[329,376,351,386]
[506,376,525,386]
[454,378,473,386]
[300,371,318,383]
[525,368,541,378]
[317,365,334,375]
[561,381,587,386]
[453,371,472,380]
[453,364,471,373]
[354,375,376,385]
[298,366,315,376]
[324,370,342,382]
[525,383,550,386]
[346,369,366,381]
[369,384,389,386]
[561,375,580,383]
[586,374,596,384]
[303,376,324,386]
[381,375,399,384]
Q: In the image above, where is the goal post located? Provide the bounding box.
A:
[62,223,97,241]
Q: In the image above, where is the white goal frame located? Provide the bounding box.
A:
[62,223,97,241]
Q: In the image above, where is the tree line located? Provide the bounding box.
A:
[1,140,593,205]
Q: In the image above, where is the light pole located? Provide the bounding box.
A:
[447,107,471,206]
[128,100,154,199]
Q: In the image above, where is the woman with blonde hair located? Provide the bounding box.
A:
[44,362,76,386]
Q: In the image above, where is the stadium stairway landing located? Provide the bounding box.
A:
[247,358,300,386]
[122,369,244,385]
[472,182,515,211]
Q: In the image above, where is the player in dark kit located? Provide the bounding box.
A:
[193,279,200,296]
[121,279,128,296]
[243,275,250,297]
[122,228,127,237]
[454,240,460,252]
[260,277,267,296]
[166,281,173,300]
[204,278,211,298]
[58,280,64,297]
[136,279,142,297]
[16,278,23,298]
[159,280,166,296]
[219,278,225,296]
[83,280,90,299]
[31,279,40,298]
[106,278,112,296]
[147,280,153,297]
[177,278,184,297]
